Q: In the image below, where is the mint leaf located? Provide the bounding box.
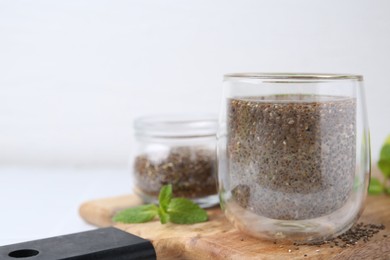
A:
[158,207,169,224]
[159,184,172,212]
[378,142,390,178]
[368,177,384,195]
[167,198,208,224]
[112,185,209,225]
[113,204,158,223]
[378,159,390,178]
[384,135,390,145]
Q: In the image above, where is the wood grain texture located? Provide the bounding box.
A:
[80,194,390,259]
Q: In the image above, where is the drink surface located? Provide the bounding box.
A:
[227,94,356,220]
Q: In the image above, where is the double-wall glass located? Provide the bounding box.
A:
[218,73,370,242]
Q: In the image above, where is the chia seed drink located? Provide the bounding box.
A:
[133,115,219,208]
[227,94,356,220]
[219,73,369,242]
[134,146,217,199]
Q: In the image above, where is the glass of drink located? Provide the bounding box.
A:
[217,73,370,242]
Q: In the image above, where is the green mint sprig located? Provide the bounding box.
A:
[369,136,390,195]
[112,184,208,224]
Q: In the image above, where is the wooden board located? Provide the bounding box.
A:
[80,194,390,259]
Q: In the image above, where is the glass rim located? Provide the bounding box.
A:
[224,73,363,81]
[134,114,218,138]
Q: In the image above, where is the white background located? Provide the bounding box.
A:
[1,0,390,245]
[1,0,390,167]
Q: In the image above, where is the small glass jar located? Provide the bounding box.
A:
[133,115,219,208]
[218,73,370,242]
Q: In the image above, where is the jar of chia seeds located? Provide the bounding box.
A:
[133,115,218,208]
[218,73,370,242]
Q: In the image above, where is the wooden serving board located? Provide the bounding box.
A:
[80,194,390,259]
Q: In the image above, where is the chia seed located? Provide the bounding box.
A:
[134,146,217,199]
[228,94,356,220]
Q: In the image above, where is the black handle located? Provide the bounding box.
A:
[0,227,156,260]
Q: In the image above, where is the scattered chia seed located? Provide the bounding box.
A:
[332,223,385,247]
[297,222,386,249]
[227,94,356,220]
[134,146,217,199]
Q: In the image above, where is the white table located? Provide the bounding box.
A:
[0,166,133,246]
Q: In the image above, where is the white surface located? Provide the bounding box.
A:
[0,0,390,167]
[0,167,133,245]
